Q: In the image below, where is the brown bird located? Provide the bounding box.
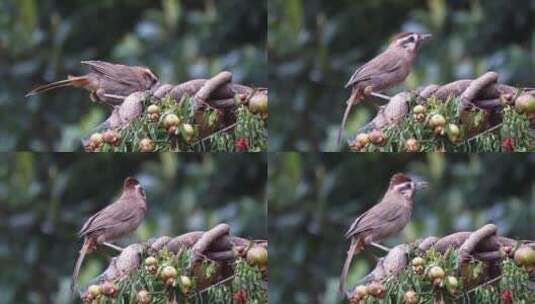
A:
[26,60,159,105]
[338,32,432,146]
[339,173,428,294]
[71,177,147,295]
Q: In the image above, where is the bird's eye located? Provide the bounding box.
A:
[138,187,146,198]
[151,73,159,84]
[397,183,412,192]
[142,69,159,84]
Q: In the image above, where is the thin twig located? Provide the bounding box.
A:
[465,123,503,143]
[191,123,237,146]
[457,274,504,299]
[190,275,235,297]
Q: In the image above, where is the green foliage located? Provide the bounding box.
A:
[89,248,267,304]
[356,97,534,152]
[94,95,267,152]
[498,107,534,151]
[372,248,459,303]
[360,249,534,304]
[210,105,268,152]
[207,258,267,303]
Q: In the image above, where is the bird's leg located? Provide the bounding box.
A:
[370,242,391,252]
[362,85,391,101]
[370,92,392,101]
[102,93,127,100]
[102,242,124,252]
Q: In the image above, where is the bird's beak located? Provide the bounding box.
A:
[409,175,429,190]
[419,33,433,41]
[414,180,429,191]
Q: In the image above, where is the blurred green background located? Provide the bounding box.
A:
[0,153,266,303]
[0,0,266,151]
[269,0,535,151]
[268,153,535,304]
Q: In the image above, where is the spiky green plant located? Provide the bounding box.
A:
[85,248,267,304]
[356,97,534,152]
[355,249,534,304]
[91,94,266,152]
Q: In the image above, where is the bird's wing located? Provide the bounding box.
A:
[344,211,368,239]
[78,200,138,237]
[81,61,139,87]
[79,210,101,236]
[344,202,406,239]
[344,53,403,88]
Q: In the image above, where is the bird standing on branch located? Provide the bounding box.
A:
[71,177,147,295]
[338,32,432,146]
[26,60,159,105]
[339,173,428,294]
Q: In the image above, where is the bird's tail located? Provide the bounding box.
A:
[339,238,362,295]
[71,238,93,297]
[337,91,360,148]
[25,75,89,97]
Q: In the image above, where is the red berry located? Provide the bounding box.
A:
[405,138,418,152]
[349,141,363,152]
[102,130,121,146]
[368,130,386,146]
[136,289,151,304]
[232,289,247,304]
[501,138,514,152]
[234,138,250,151]
[404,290,418,304]
[100,281,118,298]
[501,289,513,304]
[139,138,154,152]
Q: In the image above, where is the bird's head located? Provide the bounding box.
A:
[389,32,432,54]
[388,173,428,200]
[124,176,146,199]
[138,66,160,89]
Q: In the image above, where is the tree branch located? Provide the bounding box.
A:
[458,224,497,263]
[192,71,233,111]
[457,71,498,116]
[190,223,231,263]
